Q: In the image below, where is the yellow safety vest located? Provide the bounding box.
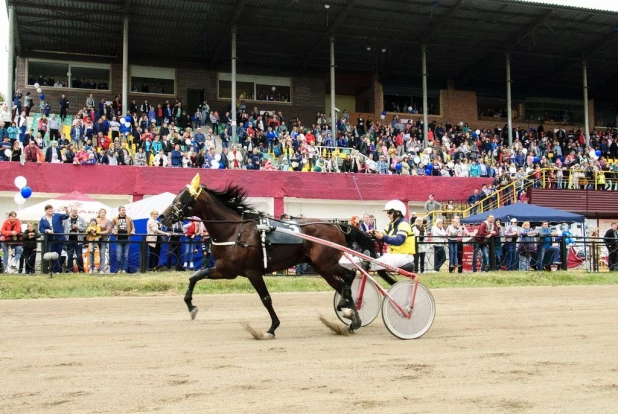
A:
[384,219,415,255]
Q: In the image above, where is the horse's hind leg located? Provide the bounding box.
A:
[247,272,280,337]
[184,267,233,320]
[312,262,362,331]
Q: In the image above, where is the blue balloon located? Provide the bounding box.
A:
[381,110,387,116]
[219,162,224,169]
[534,157,539,163]
[39,94,45,100]
[471,132,477,138]
[395,162,402,171]
[125,116,132,123]
[20,186,33,199]
[595,150,601,157]
[426,163,433,170]
[425,169,431,175]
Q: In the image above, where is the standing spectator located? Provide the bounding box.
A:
[536,221,556,271]
[85,218,101,273]
[473,214,497,272]
[146,210,169,271]
[166,220,185,271]
[412,217,427,273]
[445,216,469,272]
[96,208,112,273]
[39,205,69,274]
[430,218,447,272]
[0,104,12,129]
[59,94,70,122]
[48,114,60,141]
[45,140,62,163]
[504,218,520,271]
[467,189,481,215]
[360,214,374,232]
[183,219,200,270]
[22,223,39,274]
[63,207,87,273]
[424,194,441,225]
[1,211,23,274]
[603,222,618,271]
[111,206,135,274]
[494,219,505,268]
[24,92,33,116]
[518,222,538,271]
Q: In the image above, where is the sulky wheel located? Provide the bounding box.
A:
[333,276,381,327]
[381,280,435,340]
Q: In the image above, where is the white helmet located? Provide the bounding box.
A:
[383,200,407,216]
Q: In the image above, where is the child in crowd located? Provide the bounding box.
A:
[85,218,102,273]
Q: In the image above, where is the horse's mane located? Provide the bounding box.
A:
[202,185,262,219]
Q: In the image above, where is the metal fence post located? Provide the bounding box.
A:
[560,238,567,271]
[42,233,50,274]
[140,236,148,273]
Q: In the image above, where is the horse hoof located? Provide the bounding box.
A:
[341,308,354,319]
[263,333,275,340]
[190,307,199,320]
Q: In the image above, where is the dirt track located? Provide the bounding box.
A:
[1,285,617,413]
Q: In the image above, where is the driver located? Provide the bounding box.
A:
[340,200,415,285]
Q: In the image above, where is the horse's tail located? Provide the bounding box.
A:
[339,224,377,258]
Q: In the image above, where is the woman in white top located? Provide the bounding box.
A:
[431,218,448,272]
[460,159,470,177]
[445,216,469,271]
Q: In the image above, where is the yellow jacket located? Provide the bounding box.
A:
[383,218,415,255]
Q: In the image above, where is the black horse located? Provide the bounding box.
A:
[160,174,375,338]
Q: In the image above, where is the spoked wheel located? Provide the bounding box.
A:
[381,280,435,339]
[333,276,381,327]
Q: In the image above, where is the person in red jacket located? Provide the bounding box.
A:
[473,214,498,272]
[24,140,41,162]
[183,219,201,270]
[1,211,23,273]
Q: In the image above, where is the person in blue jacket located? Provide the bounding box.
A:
[39,205,69,274]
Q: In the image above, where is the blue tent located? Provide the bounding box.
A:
[461,203,585,224]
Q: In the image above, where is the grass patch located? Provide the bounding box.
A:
[0,271,616,300]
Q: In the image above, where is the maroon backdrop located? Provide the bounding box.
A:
[1,164,492,216]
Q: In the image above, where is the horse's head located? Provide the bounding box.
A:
[160,173,203,227]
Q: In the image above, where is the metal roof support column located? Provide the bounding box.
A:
[231,26,237,144]
[583,60,590,147]
[506,53,513,147]
[330,35,337,147]
[122,15,129,116]
[7,4,15,103]
[422,44,428,149]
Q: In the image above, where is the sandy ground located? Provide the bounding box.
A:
[1,285,617,414]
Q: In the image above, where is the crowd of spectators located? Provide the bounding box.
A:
[1,91,617,191]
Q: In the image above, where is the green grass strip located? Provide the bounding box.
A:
[0,270,616,300]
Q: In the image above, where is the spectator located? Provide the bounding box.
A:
[504,218,521,271]
[166,220,185,271]
[473,214,497,272]
[39,205,69,274]
[518,221,538,271]
[446,216,469,272]
[85,218,101,273]
[96,208,112,274]
[21,222,39,274]
[1,211,23,274]
[536,221,557,271]
[604,222,618,271]
[183,219,201,270]
[146,210,169,271]
[63,207,87,273]
[45,141,62,163]
[59,94,69,121]
[424,194,441,224]
[430,218,447,272]
[111,206,135,274]
[411,217,427,274]
[24,140,41,162]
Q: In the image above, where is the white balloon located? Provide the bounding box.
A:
[36,88,42,94]
[215,154,221,161]
[408,106,412,111]
[210,159,219,168]
[14,176,27,190]
[14,193,26,206]
[119,118,127,126]
[522,148,528,155]
[34,83,40,88]
[4,149,11,158]
[475,129,481,135]
[380,115,385,120]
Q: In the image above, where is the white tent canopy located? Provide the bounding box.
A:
[17,191,112,222]
[124,192,176,221]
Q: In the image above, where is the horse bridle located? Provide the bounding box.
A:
[167,187,200,223]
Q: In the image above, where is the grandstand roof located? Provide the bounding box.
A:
[10,0,618,99]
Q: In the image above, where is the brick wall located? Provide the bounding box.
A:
[14,57,325,122]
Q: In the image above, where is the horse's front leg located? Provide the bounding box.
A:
[184,267,233,320]
[246,272,280,338]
